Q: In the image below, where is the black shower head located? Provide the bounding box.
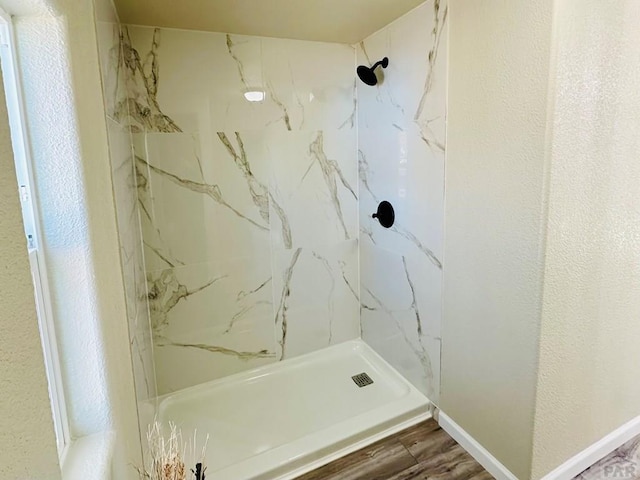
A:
[357,57,389,86]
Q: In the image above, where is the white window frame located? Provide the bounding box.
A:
[0,8,70,461]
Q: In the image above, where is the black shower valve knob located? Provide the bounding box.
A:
[372,201,395,228]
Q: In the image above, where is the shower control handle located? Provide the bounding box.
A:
[372,201,395,228]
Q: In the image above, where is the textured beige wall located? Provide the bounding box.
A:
[0,68,61,478]
[531,1,640,477]
[442,1,554,478]
[3,0,142,476]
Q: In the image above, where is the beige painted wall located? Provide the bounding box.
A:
[442,1,554,478]
[531,1,640,477]
[0,67,61,478]
[1,0,142,477]
[445,1,640,478]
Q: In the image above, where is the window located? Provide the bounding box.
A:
[0,8,70,460]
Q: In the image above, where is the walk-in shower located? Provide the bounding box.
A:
[96,0,448,477]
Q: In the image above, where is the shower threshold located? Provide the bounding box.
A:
[156,339,430,480]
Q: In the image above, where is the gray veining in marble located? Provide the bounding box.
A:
[226,34,250,89]
[359,149,442,269]
[358,150,378,203]
[216,132,293,248]
[402,257,423,336]
[137,155,269,232]
[414,0,448,152]
[339,259,360,303]
[275,248,302,360]
[308,132,357,240]
[392,225,442,270]
[363,276,434,397]
[312,251,337,344]
[155,337,275,360]
[225,277,273,334]
[147,269,226,334]
[118,28,182,133]
[238,277,272,301]
[224,300,271,334]
[267,81,293,131]
[339,80,358,130]
[143,240,185,268]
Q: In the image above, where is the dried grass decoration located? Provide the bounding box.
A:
[138,421,209,480]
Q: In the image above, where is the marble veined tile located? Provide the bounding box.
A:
[356,0,447,144]
[268,129,358,250]
[357,1,446,405]
[135,131,272,270]
[361,240,441,340]
[359,122,444,265]
[148,255,276,394]
[360,241,441,400]
[122,26,356,134]
[95,21,121,123]
[105,118,157,403]
[273,240,360,361]
[363,318,440,402]
[96,2,160,437]
[262,38,356,132]
[357,0,447,269]
[115,27,183,133]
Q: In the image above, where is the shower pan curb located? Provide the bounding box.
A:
[280,408,432,480]
[153,339,430,480]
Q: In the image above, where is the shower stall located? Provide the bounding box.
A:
[95,1,447,477]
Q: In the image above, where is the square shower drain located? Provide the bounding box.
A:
[352,372,374,388]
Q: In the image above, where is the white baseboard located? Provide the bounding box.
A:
[540,414,640,480]
[439,410,640,480]
[438,411,519,480]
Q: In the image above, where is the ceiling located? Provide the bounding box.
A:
[112,0,426,44]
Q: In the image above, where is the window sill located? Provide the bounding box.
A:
[61,431,115,480]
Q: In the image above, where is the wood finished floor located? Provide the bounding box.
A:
[296,419,494,480]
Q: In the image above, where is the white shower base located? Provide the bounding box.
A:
[156,339,430,480]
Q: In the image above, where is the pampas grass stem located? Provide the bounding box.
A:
[138,420,209,480]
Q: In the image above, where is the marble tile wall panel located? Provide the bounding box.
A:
[120,27,355,134]
[95,14,158,442]
[106,118,156,401]
[357,0,448,402]
[121,25,360,394]
[268,129,358,250]
[149,256,276,393]
[273,240,360,361]
[135,132,272,269]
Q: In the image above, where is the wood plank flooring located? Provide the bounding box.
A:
[296,419,494,480]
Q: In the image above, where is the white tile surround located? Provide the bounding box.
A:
[119,26,360,395]
[95,19,157,408]
[358,0,447,401]
[96,0,447,414]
